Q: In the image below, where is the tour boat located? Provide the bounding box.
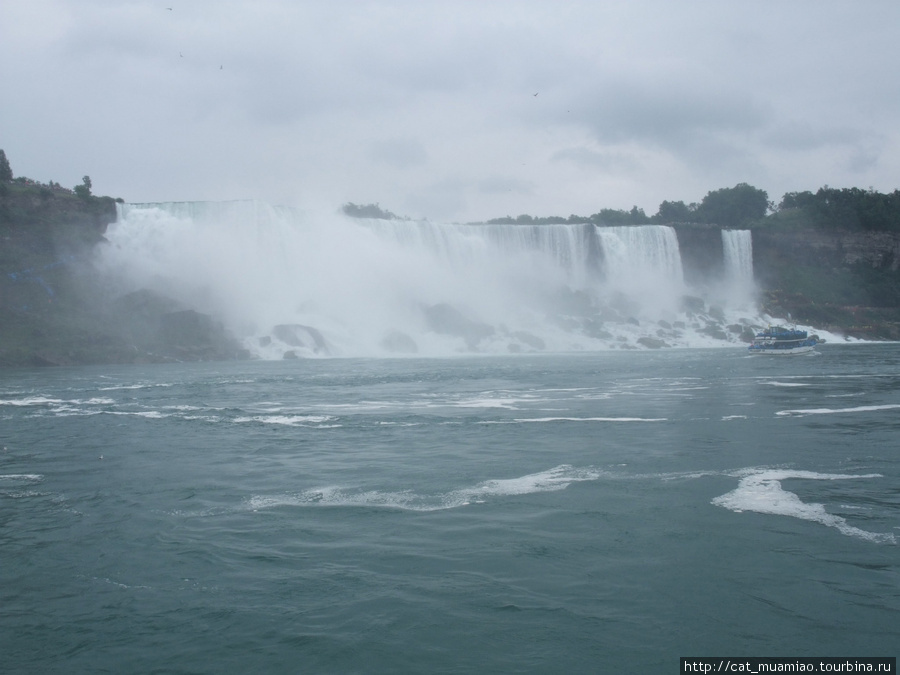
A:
[748,326,817,355]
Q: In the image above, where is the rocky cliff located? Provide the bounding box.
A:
[0,183,248,366]
[672,222,900,339]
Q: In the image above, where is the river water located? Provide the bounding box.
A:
[2,344,898,673]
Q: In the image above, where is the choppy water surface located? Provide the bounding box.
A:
[2,345,898,672]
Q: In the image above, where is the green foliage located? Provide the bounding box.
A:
[480,184,899,232]
[779,187,900,231]
[74,175,92,199]
[694,183,769,228]
[486,214,582,225]
[342,202,400,220]
[590,206,650,225]
[654,200,696,223]
[0,149,12,182]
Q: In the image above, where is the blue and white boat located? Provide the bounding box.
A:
[748,326,818,355]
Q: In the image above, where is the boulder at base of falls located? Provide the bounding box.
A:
[422,303,495,350]
[509,330,546,350]
[271,324,329,354]
[159,310,248,361]
[637,336,670,349]
[381,331,418,354]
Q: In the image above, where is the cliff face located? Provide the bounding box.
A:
[753,228,900,271]
[0,184,248,366]
[671,221,900,339]
[749,227,900,339]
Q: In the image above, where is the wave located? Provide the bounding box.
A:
[229,464,897,545]
[776,404,900,417]
[0,474,44,482]
[234,414,339,427]
[245,464,607,512]
[712,469,895,544]
[480,416,667,424]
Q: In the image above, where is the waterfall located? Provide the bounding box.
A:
[720,230,755,309]
[721,229,753,285]
[596,225,684,287]
[364,220,600,289]
[98,201,760,356]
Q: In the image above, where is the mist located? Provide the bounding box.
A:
[97,200,772,358]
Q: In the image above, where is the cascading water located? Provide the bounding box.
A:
[595,225,685,316]
[721,229,755,308]
[97,201,767,357]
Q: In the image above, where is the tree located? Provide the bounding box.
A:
[654,200,696,223]
[695,183,768,228]
[590,207,650,225]
[341,202,399,219]
[74,175,93,199]
[778,187,900,231]
[0,149,12,182]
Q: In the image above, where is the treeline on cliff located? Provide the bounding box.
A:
[482,183,900,233]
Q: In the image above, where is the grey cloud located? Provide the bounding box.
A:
[551,147,639,173]
[369,139,428,169]
[575,81,767,151]
[3,0,900,222]
[476,176,535,196]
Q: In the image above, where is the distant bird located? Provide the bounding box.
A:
[219,65,223,69]
[166,7,172,9]
[533,92,538,97]
[179,52,183,57]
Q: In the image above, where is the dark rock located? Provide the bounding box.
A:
[510,331,546,350]
[699,324,729,340]
[381,331,418,354]
[637,336,669,349]
[681,296,705,313]
[272,324,328,353]
[423,303,494,349]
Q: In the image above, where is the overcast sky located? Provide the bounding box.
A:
[2,1,899,222]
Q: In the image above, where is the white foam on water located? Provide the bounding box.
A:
[245,464,607,513]
[98,383,175,391]
[776,404,900,417]
[712,469,896,544]
[481,416,667,424]
[450,464,606,504]
[0,396,66,407]
[2,396,120,418]
[762,381,810,388]
[95,410,169,419]
[721,415,748,420]
[0,474,44,482]
[452,397,525,409]
[234,414,338,427]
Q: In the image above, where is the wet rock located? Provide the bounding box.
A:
[272,324,328,354]
[423,303,494,349]
[510,331,546,350]
[637,336,669,349]
[381,331,418,354]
